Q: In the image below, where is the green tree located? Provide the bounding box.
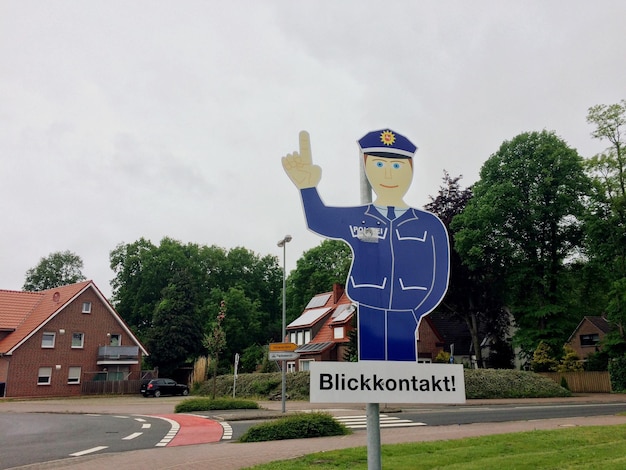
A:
[110,237,282,371]
[285,239,351,322]
[207,287,263,366]
[427,172,510,368]
[585,100,626,342]
[204,299,227,399]
[453,131,592,358]
[145,268,205,377]
[23,250,86,291]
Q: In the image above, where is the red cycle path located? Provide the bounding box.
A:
[156,414,224,446]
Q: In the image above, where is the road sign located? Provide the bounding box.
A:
[269,342,298,352]
[310,361,465,404]
[269,351,300,361]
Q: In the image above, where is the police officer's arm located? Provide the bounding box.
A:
[281,130,322,189]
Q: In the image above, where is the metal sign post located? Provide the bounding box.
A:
[233,353,239,398]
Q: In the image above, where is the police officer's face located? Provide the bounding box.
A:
[365,155,413,199]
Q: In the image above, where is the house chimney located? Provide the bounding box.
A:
[333,283,344,303]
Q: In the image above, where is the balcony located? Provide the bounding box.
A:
[97,345,140,365]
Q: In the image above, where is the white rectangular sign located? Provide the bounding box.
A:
[310,361,465,404]
[269,351,300,361]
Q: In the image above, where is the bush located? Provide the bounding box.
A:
[463,369,570,399]
[530,341,558,372]
[239,412,351,442]
[195,371,310,400]
[585,350,609,371]
[194,368,570,401]
[608,356,626,392]
[174,397,259,413]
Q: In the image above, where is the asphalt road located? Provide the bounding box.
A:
[2,395,626,469]
[0,413,171,469]
[396,402,626,426]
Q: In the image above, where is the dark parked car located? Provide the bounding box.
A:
[141,378,190,397]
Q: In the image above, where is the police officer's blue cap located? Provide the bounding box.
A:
[358,129,417,159]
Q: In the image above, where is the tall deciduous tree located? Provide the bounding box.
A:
[585,100,626,341]
[453,131,591,358]
[145,268,205,377]
[426,172,510,368]
[109,237,282,373]
[23,250,86,291]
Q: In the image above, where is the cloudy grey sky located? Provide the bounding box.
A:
[2,1,625,298]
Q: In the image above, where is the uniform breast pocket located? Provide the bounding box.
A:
[395,226,428,243]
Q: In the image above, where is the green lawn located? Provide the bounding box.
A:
[244,424,626,469]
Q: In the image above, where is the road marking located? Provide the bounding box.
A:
[142,423,151,429]
[69,446,108,457]
[122,432,143,440]
[221,421,233,440]
[150,416,180,447]
[334,414,427,429]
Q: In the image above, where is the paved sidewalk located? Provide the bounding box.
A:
[3,394,626,469]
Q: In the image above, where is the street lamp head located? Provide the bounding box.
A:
[277,235,293,247]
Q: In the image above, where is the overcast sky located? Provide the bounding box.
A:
[2,1,625,298]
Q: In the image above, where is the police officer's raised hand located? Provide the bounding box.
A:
[282,131,322,189]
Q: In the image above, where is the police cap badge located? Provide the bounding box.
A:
[358,129,417,159]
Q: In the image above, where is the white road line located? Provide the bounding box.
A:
[221,422,233,440]
[141,423,151,429]
[122,432,143,440]
[113,415,130,419]
[334,414,427,429]
[134,418,146,422]
[153,416,180,447]
[69,446,108,457]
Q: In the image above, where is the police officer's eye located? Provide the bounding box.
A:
[392,163,401,169]
[376,162,384,168]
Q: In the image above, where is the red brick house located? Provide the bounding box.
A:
[286,284,446,371]
[566,316,614,361]
[0,280,148,398]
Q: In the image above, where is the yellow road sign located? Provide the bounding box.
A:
[269,342,298,352]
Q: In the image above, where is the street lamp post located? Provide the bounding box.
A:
[277,234,292,413]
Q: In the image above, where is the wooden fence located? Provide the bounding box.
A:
[81,379,144,395]
[540,371,612,393]
[81,370,157,395]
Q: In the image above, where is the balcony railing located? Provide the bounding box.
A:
[97,345,140,364]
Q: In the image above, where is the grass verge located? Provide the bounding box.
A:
[243,424,626,469]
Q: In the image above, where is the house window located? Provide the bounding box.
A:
[580,334,600,347]
[82,302,92,313]
[68,366,81,384]
[289,332,296,344]
[304,330,311,344]
[299,359,314,371]
[38,367,52,385]
[41,332,55,348]
[333,326,344,339]
[71,332,84,348]
[297,331,303,345]
[109,334,121,346]
[287,362,296,373]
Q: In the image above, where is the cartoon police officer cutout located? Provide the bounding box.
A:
[282,130,450,362]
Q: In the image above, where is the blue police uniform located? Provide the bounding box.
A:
[298,129,450,361]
